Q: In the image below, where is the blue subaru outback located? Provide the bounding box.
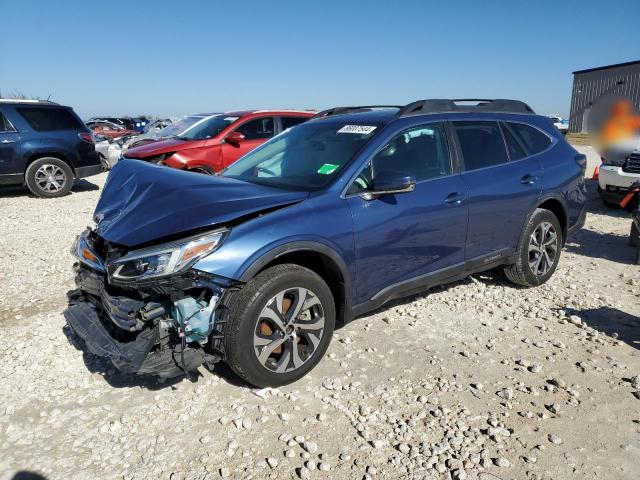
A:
[66,99,587,386]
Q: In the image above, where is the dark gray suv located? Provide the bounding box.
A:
[0,100,102,198]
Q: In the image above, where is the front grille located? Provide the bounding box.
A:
[623,153,640,174]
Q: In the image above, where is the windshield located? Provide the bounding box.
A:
[221,122,380,190]
[154,116,203,138]
[178,115,238,140]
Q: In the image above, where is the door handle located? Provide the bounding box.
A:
[1,139,15,144]
[445,192,465,205]
[521,174,536,185]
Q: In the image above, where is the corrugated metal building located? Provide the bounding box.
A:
[569,60,640,133]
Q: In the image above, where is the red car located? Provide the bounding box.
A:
[87,120,137,139]
[124,110,314,174]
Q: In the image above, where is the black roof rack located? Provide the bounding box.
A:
[396,99,535,117]
[311,105,401,120]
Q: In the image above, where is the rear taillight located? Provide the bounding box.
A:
[78,132,94,143]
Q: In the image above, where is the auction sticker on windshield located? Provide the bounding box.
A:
[337,125,377,134]
[317,163,339,175]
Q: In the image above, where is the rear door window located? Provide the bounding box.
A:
[508,122,551,155]
[236,117,275,140]
[17,107,83,131]
[453,121,509,171]
[280,116,309,131]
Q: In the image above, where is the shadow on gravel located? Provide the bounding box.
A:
[71,178,100,193]
[565,228,636,264]
[0,178,99,198]
[565,306,640,351]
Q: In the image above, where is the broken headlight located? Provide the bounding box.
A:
[72,229,105,272]
[107,229,227,282]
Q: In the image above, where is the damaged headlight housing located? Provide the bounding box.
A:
[72,230,105,272]
[107,229,227,282]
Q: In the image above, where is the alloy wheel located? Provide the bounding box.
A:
[528,221,558,277]
[253,287,325,373]
[34,164,67,193]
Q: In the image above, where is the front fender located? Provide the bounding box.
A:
[195,234,352,285]
[238,238,352,283]
[191,194,356,312]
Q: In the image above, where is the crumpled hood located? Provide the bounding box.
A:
[94,160,308,247]
[125,138,191,158]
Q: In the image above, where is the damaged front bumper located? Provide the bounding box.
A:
[65,231,231,378]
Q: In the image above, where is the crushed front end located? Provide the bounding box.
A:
[65,228,230,378]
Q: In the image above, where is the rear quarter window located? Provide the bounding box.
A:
[17,107,83,131]
[507,122,551,155]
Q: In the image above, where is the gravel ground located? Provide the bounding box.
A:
[1,154,639,480]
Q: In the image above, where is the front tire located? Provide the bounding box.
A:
[25,157,74,198]
[504,208,562,287]
[224,264,335,387]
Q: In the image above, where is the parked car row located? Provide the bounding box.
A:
[124,110,314,174]
[65,98,588,386]
[88,116,150,133]
[122,114,208,151]
[0,99,316,197]
[86,120,138,140]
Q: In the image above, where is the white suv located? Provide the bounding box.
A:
[599,143,640,206]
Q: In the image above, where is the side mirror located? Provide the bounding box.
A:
[361,171,416,200]
[226,131,245,145]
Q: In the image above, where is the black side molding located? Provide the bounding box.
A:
[351,249,515,319]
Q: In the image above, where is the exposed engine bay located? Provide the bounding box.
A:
[65,229,229,378]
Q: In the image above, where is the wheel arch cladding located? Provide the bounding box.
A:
[243,247,350,325]
[26,152,75,174]
[537,198,568,244]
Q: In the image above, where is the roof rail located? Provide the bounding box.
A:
[396,99,535,117]
[0,98,59,105]
[311,105,401,120]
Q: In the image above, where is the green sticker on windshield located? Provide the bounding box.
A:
[317,163,339,175]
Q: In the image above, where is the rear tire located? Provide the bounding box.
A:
[504,208,562,287]
[25,157,74,198]
[223,264,335,387]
